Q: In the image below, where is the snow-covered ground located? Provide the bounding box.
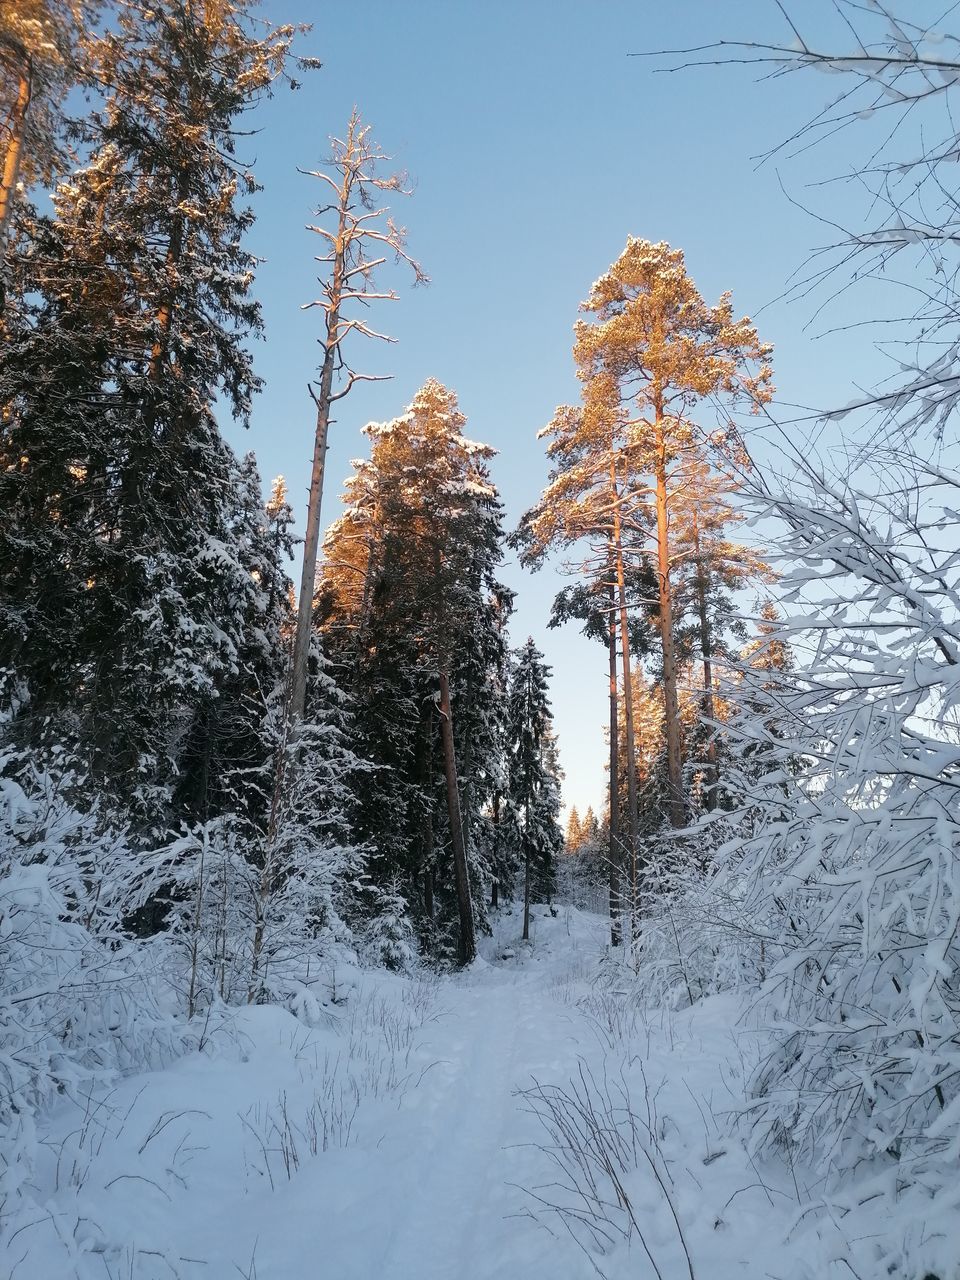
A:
[5,905,955,1279]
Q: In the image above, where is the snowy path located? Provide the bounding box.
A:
[284,912,607,1280]
[12,907,614,1280]
[13,906,959,1279]
[370,963,578,1280]
[12,907,790,1280]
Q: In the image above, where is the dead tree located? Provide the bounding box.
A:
[290,108,426,726]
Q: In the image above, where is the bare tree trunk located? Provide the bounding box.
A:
[423,817,434,920]
[490,790,501,909]
[250,667,293,1003]
[438,667,476,965]
[692,511,718,810]
[289,210,345,724]
[0,38,31,282]
[610,457,640,899]
[653,409,686,828]
[419,697,436,921]
[607,572,622,947]
[522,796,531,942]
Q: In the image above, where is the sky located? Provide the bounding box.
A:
[221,0,910,817]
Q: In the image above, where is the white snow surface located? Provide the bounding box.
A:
[6,906,954,1279]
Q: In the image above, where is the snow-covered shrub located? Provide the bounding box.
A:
[654,445,960,1205]
[0,750,185,1237]
[361,880,417,971]
[632,831,770,1010]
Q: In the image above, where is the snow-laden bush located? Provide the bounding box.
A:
[632,830,771,1010]
[361,880,417,971]
[647,445,960,1207]
[0,750,186,1235]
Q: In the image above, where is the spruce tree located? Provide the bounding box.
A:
[507,639,564,941]
[0,0,303,826]
[319,380,513,964]
[565,805,583,852]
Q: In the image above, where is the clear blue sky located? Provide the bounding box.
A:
[222,0,900,816]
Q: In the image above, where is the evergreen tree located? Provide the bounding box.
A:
[319,380,513,964]
[0,0,302,827]
[0,0,94,276]
[565,805,583,852]
[575,238,772,827]
[581,805,600,847]
[507,638,564,941]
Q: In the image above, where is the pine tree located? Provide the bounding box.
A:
[661,454,771,812]
[515,390,657,928]
[0,0,93,279]
[576,239,773,827]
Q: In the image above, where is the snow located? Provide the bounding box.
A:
[4,906,954,1279]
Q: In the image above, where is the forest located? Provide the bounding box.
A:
[1,2,959,1278]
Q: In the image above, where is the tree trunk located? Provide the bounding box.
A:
[419,697,436,920]
[422,793,435,922]
[607,571,622,947]
[438,667,476,965]
[490,790,501,909]
[0,38,31,283]
[653,411,686,828]
[692,512,718,810]
[423,861,434,921]
[610,456,640,899]
[289,196,348,724]
[522,796,531,942]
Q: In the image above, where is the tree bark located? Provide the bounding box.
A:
[289,194,348,724]
[522,796,531,942]
[610,456,640,898]
[490,790,501,909]
[419,697,436,921]
[438,667,476,965]
[0,38,31,278]
[653,408,686,828]
[607,570,622,947]
[692,511,718,810]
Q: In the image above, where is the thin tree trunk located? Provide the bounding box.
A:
[490,790,501,909]
[610,456,640,901]
[251,666,293,1002]
[423,823,434,920]
[522,796,531,942]
[419,697,435,921]
[653,408,686,828]
[692,511,718,810]
[438,667,476,965]
[289,196,348,724]
[0,38,31,286]
[607,571,622,948]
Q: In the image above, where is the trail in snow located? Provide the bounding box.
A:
[229,908,610,1280]
[10,907,810,1280]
